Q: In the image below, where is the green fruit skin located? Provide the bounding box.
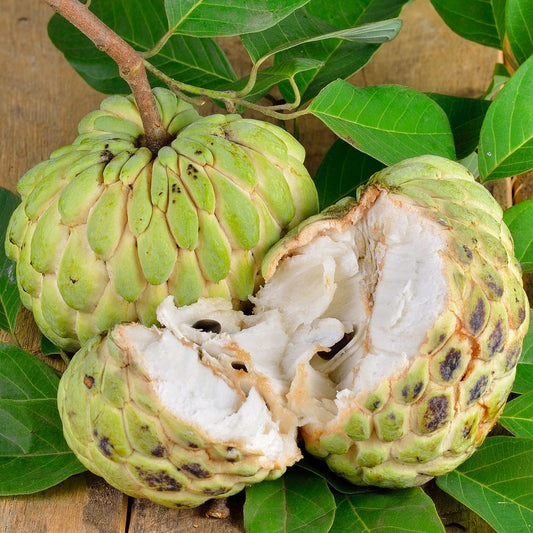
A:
[5,88,318,351]
[265,155,529,488]
[57,328,291,508]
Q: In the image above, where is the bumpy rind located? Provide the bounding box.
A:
[5,88,318,351]
[265,155,529,488]
[58,327,292,508]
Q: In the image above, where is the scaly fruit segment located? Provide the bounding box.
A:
[5,88,318,351]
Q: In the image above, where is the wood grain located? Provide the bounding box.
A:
[0,0,503,531]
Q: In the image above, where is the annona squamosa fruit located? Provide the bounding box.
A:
[58,155,528,506]
[5,88,318,351]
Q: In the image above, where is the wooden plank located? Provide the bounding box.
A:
[0,473,127,533]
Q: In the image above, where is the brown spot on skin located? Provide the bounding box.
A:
[506,347,522,370]
[468,375,489,404]
[135,468,182,491]
[486,277,503,298]
[182,463,210,478]
[488,320,505,355]
[440,349,462,381]
[413,382,424,398]
[423,396,449,432]
[151,445,165,457]
[192,319,222,334]
[83,375,95,389]
[317,331,354,360]
[203,487,230,496]
[100,149,114,163]
[518,308,526,324]
[98,437,113,457]
[469,298,486,334]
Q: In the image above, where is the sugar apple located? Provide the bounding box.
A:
[58,155,528,506]
[5,88,318,351]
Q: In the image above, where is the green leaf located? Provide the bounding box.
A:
[242,0,409,103]
[505,0,533,67]
[481,62,511,100]
[500,391,533,437]
[514,313,533,393]
[309,81,455,165]
[0,188,21,335]
[430,0,506,49]
[314,139,385,209]
[0,343,86,495]
[41,335,64,358]
[478,54,533,180]
[436,436,533,533]
[165,0,309,37]
[427,93,491,160]
[503,200,533,273]
[331,488,445,533]
[227,58,324,103]
[48,0,236,94]
[244,468,336,533]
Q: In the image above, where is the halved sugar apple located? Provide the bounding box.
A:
[58,298,302,508]
[58,155,528,505]
[5,88,318,351]
[259,155,529,487]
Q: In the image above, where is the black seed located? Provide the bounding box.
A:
[372,400,381,411]
[128,183,133,190]
[83,375,95,389]
[70,277,78,284]
[440,348,462,381]
[98,437,113,457]
[231,362,248,372]
[151,445,165,457]
[462,425,472,438]
[463,245,473,261]
[401,385,409,399]
[468,375,489,404]
[188,442,199,449]
[187,164,194,170]
[317,331,355,360]
[472,237,478,244]
[195,150,203,155]
[171,183,176,193]
[488,319,504,355]
[439,333,446,343]
[192,319,222,334]
[423,395,449,432]
[135,468,182,491]
[387,413,396,420]
[182,463,210,478]
[469,298,486,334]
[518,307,526,324]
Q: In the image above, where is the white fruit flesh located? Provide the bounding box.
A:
[118,320,298,465]
[118,190,450,456]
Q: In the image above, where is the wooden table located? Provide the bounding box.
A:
[0,1,507,531]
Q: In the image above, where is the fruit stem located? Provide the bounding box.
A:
[43,0,173,153]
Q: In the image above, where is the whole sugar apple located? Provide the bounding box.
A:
[5,88,318,351]
[58,155,528,506]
